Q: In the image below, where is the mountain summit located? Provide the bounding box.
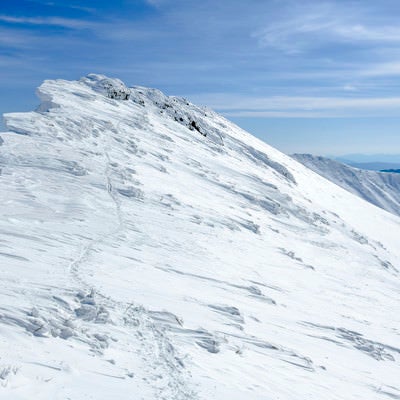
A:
[0,75,399,400]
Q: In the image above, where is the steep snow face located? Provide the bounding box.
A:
[0,75,399,400]
[292,153,400,217]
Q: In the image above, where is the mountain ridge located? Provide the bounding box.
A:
[0,74,399,400]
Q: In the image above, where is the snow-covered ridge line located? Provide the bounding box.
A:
[0,74,399,400]
[4,73,296,184]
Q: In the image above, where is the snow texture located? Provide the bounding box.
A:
[0,74,399,400]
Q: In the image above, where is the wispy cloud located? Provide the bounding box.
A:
[360,61,400,77]
[334,24,400,42]
[25,0,95,13]
[343,85,358,92]
[253,3,400,54]
[144,0,171,7]
[0,15,96,29]
[189,93,400,118]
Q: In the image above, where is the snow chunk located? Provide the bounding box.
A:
[35,86,60,112]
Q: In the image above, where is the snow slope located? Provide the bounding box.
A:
[292,153,400,217]
[0,74,399,400]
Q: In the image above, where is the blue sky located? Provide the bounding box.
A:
[1,0,400,156]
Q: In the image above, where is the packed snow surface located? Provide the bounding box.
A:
[0,74,399,400]
[292,153,400,217]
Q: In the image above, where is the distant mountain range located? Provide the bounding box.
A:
[335,153,400,163]
[380,169,400,173]
[292,153,400,217]
[337,160,400,171]
[334,154,400,171]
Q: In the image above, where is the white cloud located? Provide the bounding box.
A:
[145,0,170,6]
[343,85,358,92]
[360,61,400,77]
[189,93,400,118]
[25,0,95,13]
[253,3,400,53]
[0,15,96,29]
[0,27,36,47]
[335,24,400,42]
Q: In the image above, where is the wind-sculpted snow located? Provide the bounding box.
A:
[85,73,131,100]
[0,74,399,399]
[292,153,400,217]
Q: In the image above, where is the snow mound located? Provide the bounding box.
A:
[84,73,131,100]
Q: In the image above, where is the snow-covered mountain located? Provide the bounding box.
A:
[0,74,399,400]
[292,153,400,217]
